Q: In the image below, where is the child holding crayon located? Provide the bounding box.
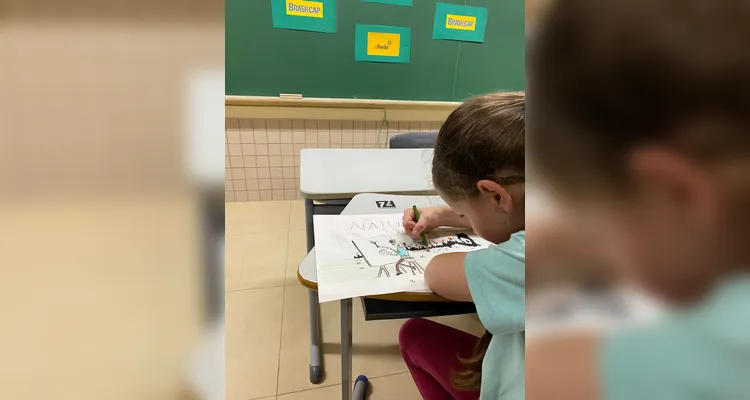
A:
[399,92,526,400]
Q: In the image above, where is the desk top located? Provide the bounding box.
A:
[300,149,436,200]
[297,193,449,302]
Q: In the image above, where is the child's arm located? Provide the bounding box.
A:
[402,206,472,239]
[527,332,602,400]
[526,212,615,287]
[423,253,473,302]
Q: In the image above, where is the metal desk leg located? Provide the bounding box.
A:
[308,289,323,383]
[305,198,315,251]
[341,298,353,400]
[352,375,368,400]
[304,198,323,384]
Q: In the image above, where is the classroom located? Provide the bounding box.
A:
[3,0,744,399]
[225,1,528,399]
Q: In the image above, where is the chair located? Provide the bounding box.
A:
[389,132,438,149]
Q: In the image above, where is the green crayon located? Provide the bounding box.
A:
[412,205,430,250]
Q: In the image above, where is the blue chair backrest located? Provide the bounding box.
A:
[389,132,438,149]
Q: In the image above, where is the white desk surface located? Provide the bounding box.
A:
[298,193,446,284]
[300,149,436,200]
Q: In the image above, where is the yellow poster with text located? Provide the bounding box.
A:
[445,14,477,31]
[366,32,401,57]
[285,0,324,18]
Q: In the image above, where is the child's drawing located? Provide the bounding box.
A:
[314,213,492,302]
[352,240,391,278]
[404,233,482,253]
[352,238,425,277]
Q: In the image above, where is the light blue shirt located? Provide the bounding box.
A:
[396,247,409,257]
[465,231,526,400]
[602,274,750,400]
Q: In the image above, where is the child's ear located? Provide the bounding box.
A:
[476,179,512,210]
[629,146,719,228]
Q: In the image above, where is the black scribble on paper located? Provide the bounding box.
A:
[404,233,482,252]
[348,232,481,279]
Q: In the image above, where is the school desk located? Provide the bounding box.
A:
[299,148,436,386]
[297,193,477,400]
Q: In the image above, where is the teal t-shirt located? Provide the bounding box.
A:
[602,274,750,399]
[464,231,526,400]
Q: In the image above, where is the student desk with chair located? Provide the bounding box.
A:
[299,143,475,400]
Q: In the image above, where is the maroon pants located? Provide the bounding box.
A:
[398,318,480,400]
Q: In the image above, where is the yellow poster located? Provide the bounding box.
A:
[366,32,401,57]
[445,14,477,31]
[285,0,324,18]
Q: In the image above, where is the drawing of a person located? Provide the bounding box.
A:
[371,240,405,275]
[376,264,390,278]
[389,239,424,276]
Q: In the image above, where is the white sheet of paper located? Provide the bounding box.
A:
[314,213,492,302]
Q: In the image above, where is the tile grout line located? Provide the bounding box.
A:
[275,201,294,395]
[276,371,414,397]
[225,284,287,293]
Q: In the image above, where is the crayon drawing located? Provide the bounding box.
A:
[314,213,491,302]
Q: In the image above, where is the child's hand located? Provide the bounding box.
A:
[402,206,445,239]
[402,206,473,239]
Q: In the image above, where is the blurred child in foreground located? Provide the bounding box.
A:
[526,0,750,399]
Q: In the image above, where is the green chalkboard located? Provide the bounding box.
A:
[226,0,524,101]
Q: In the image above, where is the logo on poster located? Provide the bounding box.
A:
[445,14,476,31]
[367,32,401,57]
[286,0,323,18]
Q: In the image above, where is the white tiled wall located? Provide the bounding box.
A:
[225,118,443,202]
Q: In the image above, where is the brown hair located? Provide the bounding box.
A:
[433,92,525,200]
[451,331,493,391]
[528,0,750,197]
[432,92,524,391]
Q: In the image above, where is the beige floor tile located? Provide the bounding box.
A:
[226,232,289,291]
[289,200,307,232]
[277,373,420,400]
[226,288,285,400]
[351,300,410,378]
[278,287,410,394]
[280,296,412,388]
[227,200,291,235]
[366,372,422,399]
[277,287,484,395]
[277,285,341,395]
[277,385,339,400]
[285,229,309,285]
